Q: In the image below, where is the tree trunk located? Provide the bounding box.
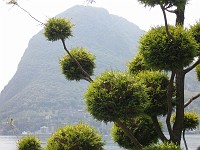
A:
[172,70,185,145]
[175,1,186,26]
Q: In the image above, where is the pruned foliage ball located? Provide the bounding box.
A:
[45,122,104,150]
[84,71,147,122]
[134,71,170,116]
[196,64,200,81]
[139,25,198,70]
[112,116,159,149]
[59,47,96,81]
[171,111,199,130]
[189,21,200,56]
[44,17,74,41]
[128,53,151,74]
[143,142,182,150]
[17,135,42,150]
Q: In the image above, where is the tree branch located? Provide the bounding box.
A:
[61,39,93,82]
[184,58,200,74]
[166,70,175,139]
[151,116,168,142]
[6,1,44,25]
[115,120,143,150]
[160,4,174,39]
[184,92,200,108]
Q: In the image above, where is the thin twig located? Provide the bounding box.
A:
[61,39,93,82]
[160,4,174,39]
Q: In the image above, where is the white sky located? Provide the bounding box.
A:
[0,0,199,92]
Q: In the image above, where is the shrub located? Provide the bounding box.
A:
[127,53,151,74]
[84,71,147,122]
[171,111,199,130]
[139,25,198,70]
[59,47,96,81]
[142,142,182,150]
[112,116,159,149]
[44,17,74,41]
[189,21,200,56]
[17,135,42,150]
[45,122,104,150]
[134,71,170,116]
[196,64,200,81]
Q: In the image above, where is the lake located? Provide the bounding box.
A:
[0,134,199,150]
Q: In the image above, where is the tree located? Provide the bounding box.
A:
[17,135,42,150]
[45,122,104,150]
[6,0,200,149]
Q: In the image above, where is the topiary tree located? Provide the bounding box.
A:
[45,122,104,150]
[171,111,199,150]
[17,135,42,150]
[111,116,159,149]
[42,2,200,149]
[7,0,200,149]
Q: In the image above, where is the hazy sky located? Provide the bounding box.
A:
[0,0,199,91]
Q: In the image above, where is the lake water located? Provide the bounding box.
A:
[0,134,199,150]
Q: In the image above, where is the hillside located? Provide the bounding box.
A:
[0,5,144,134]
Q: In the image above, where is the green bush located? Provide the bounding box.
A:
[112,116,159,149]
[127,53,151,74]
[17,135,42,150]
[59,47,95,81]
[196,64,200,81]
[171,111,199,130]
[142,142,182,150]
[189,21,200,56]
[139,25,198,70]
[84,71,147,122]
[134,71,170,116]
[45,122,104,150]
[44,17,74,41]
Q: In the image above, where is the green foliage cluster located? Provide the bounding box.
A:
[45,122,104,150]
[134,71,170,116]
[112,116,158,149]
[196,64,200,81]
[128,53,151,74]
[84,71,147,122]
[142,142,182,150]
[137,0,188,7]
[44,17,74,41]
[59,47,96,81]
[17,135,42,150]
[139,25,198,70]
[189,21,200,55]
[171,111,199,130]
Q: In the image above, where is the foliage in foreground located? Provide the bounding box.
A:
[142,142,182,150]
[84,71,148,122]
[17,135,42,150]
[45,122,104,150]
[112,116,159,149]
[171,111,199,130]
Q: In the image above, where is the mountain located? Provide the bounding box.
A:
[0,5,144,134]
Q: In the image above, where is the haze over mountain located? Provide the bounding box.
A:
[0,5,199,134]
